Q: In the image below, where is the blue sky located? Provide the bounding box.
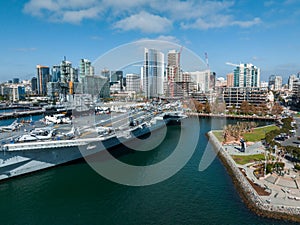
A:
[1,0,300,83]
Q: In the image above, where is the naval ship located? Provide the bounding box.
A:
[0,111,187,181]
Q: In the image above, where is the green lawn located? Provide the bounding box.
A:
[243,125,279,142]
[212,131,224,142]
[231,154,266,165]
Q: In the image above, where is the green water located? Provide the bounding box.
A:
[0,118,294,225]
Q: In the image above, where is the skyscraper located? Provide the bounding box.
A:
[167,50,181,82]
[189,70,211,93]
[79,59,94,79]
[51,65,61,82]
[31,77,37,94]
[233,63,260,87]
[268,75,282,91]
[126,74,141,93]
[226,73,234,87]
[142,48,164,98]
[288,74,297,91]
[60,58,77,83]
[36,65,50,95]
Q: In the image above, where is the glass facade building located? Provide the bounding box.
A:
[233,63,260,88]
[142,48,164,98]
[36,65,50,95]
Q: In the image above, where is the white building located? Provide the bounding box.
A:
[167,50,181,82]
[189,70,211,92]
[260,81,268,88]
[79,59,94,80]
[142,48,164,98]
[126,74,141,93]
[269,75,282,91]
[233,63,260,87]
[288,74,297,91]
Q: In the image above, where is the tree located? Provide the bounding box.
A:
[192,100,205,112]
[271,102,283,117]
[204,100,211,114]
[240,101,250,115]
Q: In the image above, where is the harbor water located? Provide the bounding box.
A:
[0,118,295,225]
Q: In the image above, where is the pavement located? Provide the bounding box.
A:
[279,117,300,148]
[224,140,300,207]
[223,141,265,155]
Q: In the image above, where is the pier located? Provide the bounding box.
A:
[0,109,45,120]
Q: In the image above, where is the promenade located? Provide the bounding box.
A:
[208,131,300,222]
[188,112,276,121]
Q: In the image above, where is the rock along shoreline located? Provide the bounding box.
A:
[207,131,300,223]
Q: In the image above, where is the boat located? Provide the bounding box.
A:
[0,111,187,181]
[0,119,20,132]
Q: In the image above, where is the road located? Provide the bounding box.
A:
[281,117,300,148]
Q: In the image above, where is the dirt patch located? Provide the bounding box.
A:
[239,168,271,196]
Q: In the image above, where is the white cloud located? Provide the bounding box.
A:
[23,0,102,23]
[23,0,59,16]
[62,7,102,24]
[155,35,180,44]
[181,15,261,30]
[23,0,262,32]
[232,17,262,28]
[113,11,172,33]
[137,35,180,44]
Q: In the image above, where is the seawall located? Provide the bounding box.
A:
[207,131,300,222]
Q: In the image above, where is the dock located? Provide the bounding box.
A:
[0,109,45,120]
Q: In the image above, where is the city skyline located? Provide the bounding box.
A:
[1,0,300,83]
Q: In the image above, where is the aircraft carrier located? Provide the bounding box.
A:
[0,109,187,182]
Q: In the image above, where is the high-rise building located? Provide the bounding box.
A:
[31,77,37,94]
[126,74,141,93]
[223,87,268,109]
[36,65,50,95]
[167,50,181,82]
[51,65,61,82]
[13,78,20,84]
[142,48,164,98]
[79,59,94,79]
[81,75,110,98]
[260,81,268,88]
[209,72,216,90]
[101,69,110,79]
[226,73,234,87]
[268,75,282,91]
[233,63,260,87]
[60,58,77,83]
[189,70,211,93]
[288,74,297,91]
[110,71,124,91]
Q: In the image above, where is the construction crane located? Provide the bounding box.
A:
[226,62,239,67]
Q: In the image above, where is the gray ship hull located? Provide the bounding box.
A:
[0,112,185,182]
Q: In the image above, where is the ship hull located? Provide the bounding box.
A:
[0,113,185,182]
